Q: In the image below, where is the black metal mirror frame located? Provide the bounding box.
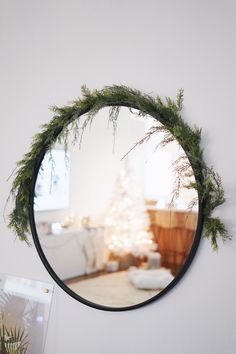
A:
[29,102,205,312]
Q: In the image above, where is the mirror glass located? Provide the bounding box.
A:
[33,107,199,309]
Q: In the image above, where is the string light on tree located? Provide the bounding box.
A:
[104,159,156,257]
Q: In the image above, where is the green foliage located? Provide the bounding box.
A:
[7,85,230,250]
[204,217,230,250]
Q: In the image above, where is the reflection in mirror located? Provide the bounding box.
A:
[34,107,198,308]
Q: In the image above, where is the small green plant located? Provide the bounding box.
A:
[0,324,28,354]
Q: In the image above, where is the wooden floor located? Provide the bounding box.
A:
[65,270,112,285]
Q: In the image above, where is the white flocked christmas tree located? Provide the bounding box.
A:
[104,158,155,257]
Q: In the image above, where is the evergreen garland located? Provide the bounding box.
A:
[7,85,230,250]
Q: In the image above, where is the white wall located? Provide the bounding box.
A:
[64,108,147,222]
[0,1,236,354]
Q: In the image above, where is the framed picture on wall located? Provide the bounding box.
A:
[34,149,70,211]
[0,273,53,353]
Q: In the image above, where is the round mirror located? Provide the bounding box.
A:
[31,107,202,310]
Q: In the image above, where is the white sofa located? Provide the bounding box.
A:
[39,228,106,281]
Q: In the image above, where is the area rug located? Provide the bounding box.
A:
[68,271,160,307]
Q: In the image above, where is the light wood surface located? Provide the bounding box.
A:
[147,209,198,275]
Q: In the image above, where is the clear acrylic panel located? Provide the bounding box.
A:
[0,273,53,354]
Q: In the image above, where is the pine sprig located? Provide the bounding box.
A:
[7,85,230,249]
